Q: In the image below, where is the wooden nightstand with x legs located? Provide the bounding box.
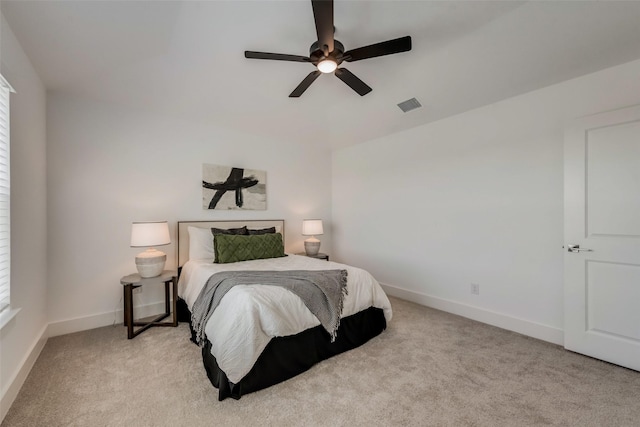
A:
[120,270,178,339]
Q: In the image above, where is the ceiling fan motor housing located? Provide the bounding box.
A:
[309,40,345,64]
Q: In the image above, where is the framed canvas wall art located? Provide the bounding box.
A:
[202,164,266,210]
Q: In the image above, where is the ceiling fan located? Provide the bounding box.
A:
[244,0,412,97]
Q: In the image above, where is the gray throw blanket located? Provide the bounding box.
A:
[191,269,348,347]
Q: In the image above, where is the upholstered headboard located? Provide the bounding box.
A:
[177,220,285,267]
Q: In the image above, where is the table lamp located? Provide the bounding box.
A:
[130,221,171,278]
[302,219,323,256]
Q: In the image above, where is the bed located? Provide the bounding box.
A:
[176,220,392,400]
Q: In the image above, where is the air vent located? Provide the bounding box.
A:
[397,97,422,113]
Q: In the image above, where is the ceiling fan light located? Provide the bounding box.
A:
[317,59,337,73]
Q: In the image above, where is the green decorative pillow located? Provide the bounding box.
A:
[214,233,286,264]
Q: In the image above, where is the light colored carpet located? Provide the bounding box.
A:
[3,297,640,426]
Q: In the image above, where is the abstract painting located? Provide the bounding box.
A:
[202,164,266,210]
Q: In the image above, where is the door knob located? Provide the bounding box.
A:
[567,244,593,253]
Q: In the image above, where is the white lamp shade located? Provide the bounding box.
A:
[130,221,171,247]
[302,219,323,236]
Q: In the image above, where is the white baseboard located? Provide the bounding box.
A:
[380,283,564,346]
[1,323,48,422]
[47,301,171,338]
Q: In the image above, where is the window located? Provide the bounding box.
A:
[0,74,13,313]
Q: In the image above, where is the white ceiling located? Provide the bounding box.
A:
[2,0,640,150]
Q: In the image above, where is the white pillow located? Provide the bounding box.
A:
[188,226,215,261]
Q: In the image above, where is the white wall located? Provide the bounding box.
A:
[0,13,48,419]
[46,92,332,334]
[332,59,640,344]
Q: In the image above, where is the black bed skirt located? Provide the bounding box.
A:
[177,299,386,400]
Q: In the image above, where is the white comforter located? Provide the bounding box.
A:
[178,254,392,383]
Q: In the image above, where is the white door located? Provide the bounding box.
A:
[564,104,640,371]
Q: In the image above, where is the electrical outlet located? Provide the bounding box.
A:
[133,287,142,294]
[470,283,480,295]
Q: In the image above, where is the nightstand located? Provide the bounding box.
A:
[296,252,329,261]
[120,270,178,339]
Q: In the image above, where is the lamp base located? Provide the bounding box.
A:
[135,248,167,278]
[304,238,321,257]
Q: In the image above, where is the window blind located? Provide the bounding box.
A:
[0,74,13,312]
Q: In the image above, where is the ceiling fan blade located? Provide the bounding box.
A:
[344,36,412,62]
[245,51,311,62]
[289,71,322,97]
[334,68,372,96]
[311,0,334,53]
